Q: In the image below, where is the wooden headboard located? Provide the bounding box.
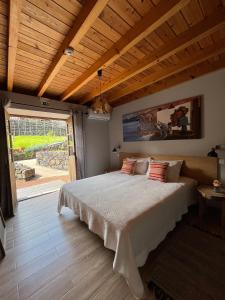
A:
[119,152,218,185]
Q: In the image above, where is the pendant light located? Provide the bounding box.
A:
[91,69,112,114]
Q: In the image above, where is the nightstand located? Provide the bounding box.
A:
[197,185,225,228]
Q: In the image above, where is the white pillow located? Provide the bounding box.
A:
[127,157,149,175]
[135,159,149,175]
[166,160,183,182]
[147,160,183,182]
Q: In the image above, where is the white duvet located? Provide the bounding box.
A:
[58,172,197,299]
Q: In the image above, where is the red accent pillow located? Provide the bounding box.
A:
[121,159,136,175]
[148,162,169,182]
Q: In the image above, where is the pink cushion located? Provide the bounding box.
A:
[121,160,136,175]
[148,162,169,182]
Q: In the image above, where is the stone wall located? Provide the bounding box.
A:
[13,141,67,162]
[10,118,67,136]
[13,152,36,161]
[36,151,68,170]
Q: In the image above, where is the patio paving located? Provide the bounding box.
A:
[15,158,70,188]
[17,159,68,178]
[15,158,70,200]
[16,175,70,189]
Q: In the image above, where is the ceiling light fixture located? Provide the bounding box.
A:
[91,69,112,114]
[88,69,112,121]
[64,47,75,56]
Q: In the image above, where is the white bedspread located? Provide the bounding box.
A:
[58,172,196,299]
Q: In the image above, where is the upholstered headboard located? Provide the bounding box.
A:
[119,152,218,185]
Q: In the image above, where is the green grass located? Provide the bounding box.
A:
[12,136,66,149]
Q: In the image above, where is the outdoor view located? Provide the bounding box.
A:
[10,117,70,201]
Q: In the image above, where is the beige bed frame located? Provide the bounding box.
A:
[119,152,218,185]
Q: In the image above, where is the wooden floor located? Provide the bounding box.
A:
[1,192,153,300]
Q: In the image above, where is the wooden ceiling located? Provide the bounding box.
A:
[1,0,225,107]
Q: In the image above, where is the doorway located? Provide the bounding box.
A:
[6,108,76,202]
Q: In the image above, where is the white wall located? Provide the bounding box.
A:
[85,118,110,177]
[109,69,225,173]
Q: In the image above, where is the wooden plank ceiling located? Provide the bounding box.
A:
[1,0,225,107]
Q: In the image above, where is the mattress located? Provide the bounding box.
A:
[58,172,197,299]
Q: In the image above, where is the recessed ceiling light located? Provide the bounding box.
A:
[64,47,75,56]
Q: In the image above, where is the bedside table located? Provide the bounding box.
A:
[197,185,225,228]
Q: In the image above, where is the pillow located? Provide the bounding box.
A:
[147,160,183,182]
[127,157,149,175]
[147,162,169,182]
[166,160,183,182]
[135,160,149,175]
[121,159,136,175]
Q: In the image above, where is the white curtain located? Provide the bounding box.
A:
[73,111,86,179]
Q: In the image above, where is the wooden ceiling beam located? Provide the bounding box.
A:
[81,7,225,104]
[37,0,109,97]
[7,0,21,91]
[113,57,225,107]
[60,0,190,101]
[108,38,225,104]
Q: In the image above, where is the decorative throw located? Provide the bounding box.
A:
[148,162,169,182]
[121,159,136,175]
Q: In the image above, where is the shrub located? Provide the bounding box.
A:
[24,151,36,160]
[25,144,48,153]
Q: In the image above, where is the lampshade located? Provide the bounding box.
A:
[91,69,112,116]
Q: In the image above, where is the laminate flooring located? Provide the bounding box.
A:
[1,192,151,300]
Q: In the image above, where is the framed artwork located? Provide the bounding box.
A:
[0,208,6,259]
[122,96,201,142]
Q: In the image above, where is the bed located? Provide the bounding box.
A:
[58,154,217,299]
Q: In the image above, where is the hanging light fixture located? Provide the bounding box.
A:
[91,69,112,115]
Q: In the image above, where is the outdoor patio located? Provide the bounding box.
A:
[18,159,68,178]
[16,159,70,201]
